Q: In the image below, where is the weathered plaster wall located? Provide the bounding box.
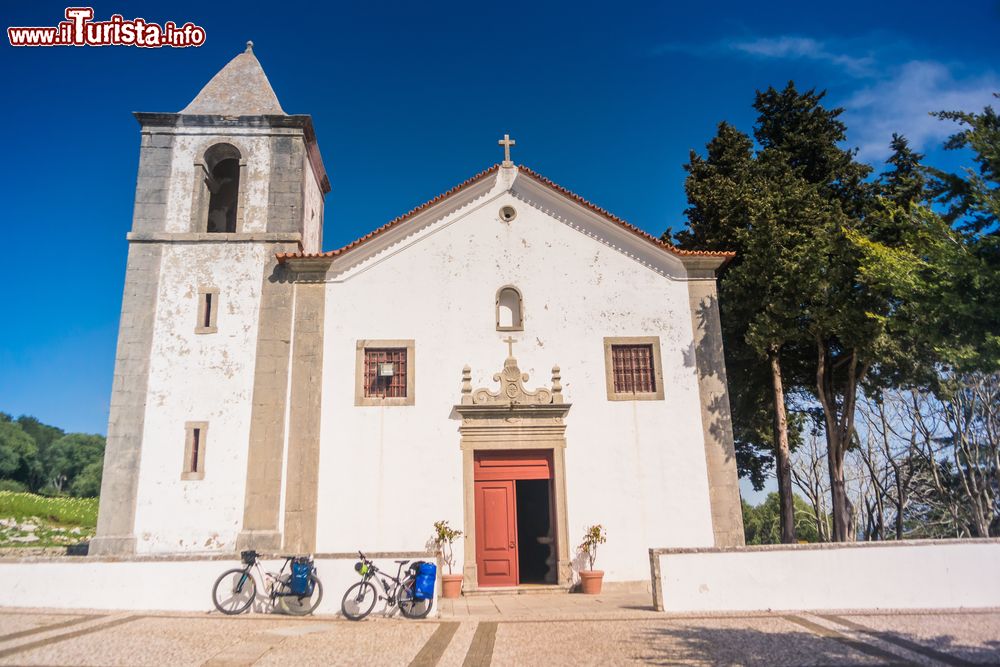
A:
[133,243,271,553]
[314,177,715,582]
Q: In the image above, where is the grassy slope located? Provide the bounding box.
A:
[0,491,97,547]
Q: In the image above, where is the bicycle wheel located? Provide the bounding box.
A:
[397,576,433,619]
[279,574,324,616]
[341,581,378,620]
[212,568,256,615]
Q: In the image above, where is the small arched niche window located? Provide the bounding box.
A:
[203,143,241,233]
[496,286,524,331]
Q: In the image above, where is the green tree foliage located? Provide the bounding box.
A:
[848,98,999,377]
[674,82,940,542]
[672,120,813,542]
[70,460,103,498]
[742,493,827,545]
[0,414,104,497]
[0,421,39,485]
[44,434,105,495]
[879,134,927,211]
[14,416,64,489]
[929,96,1000,370]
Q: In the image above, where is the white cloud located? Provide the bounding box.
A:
[651,33,999,164]
[728,36,874,77]
[842,60,1000,163]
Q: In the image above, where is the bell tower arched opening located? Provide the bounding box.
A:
[203,143,242,233]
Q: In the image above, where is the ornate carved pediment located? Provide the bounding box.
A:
[461,356,563,406]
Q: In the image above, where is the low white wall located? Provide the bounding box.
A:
[0,552,437,615]
[650,539,1000,612]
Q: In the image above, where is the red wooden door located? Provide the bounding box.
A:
[474,480,518,587]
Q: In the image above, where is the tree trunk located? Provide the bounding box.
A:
[769,349,797,543]
[816,338,863,542]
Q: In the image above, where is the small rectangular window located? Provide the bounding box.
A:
[203,292,213,328]
[603,337,664,401]
[355,339,416,406]
[182,421,208,480]
[196,287,219,334]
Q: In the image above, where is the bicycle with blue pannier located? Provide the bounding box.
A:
[212,550,323,616]
[341,551,435,620]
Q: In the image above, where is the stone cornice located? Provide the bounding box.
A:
[133,112,330,194]
[650,537,1000,556]
[680,255,729,279]
[454,403,573,420]
[127,232,302,243]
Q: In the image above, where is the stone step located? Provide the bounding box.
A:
[462,584,571,597]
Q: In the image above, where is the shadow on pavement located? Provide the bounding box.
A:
[632,623,1000,666]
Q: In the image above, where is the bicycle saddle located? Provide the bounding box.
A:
[394,559,410,564]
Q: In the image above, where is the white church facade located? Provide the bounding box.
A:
[92,44,745,590]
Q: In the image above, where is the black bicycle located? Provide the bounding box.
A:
[341,551,432,620]
[212,550,323,616]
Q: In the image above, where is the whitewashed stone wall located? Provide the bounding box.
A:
[0,553,435,614]
[314,174,716,582]
[133,243,270,553]
[650,540,1000,612]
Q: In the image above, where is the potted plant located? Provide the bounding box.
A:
[577,524,607,594]
[433,520,464,598]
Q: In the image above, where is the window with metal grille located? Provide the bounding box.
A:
[611,344,656,394]
[364,348,408,398]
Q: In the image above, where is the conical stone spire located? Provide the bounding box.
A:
[180,41,285,115]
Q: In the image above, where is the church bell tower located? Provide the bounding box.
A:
[91,43,329,555]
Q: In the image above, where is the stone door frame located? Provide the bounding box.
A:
[455,403,572,591]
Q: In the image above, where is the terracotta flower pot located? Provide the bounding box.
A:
[441,574,464,598]
[579,570,604,594]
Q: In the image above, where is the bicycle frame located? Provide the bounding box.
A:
[239,556,300,610]
[356,555,410,607]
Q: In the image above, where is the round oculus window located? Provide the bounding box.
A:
[500,205,517,222]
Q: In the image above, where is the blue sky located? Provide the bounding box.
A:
[1,0,998,446]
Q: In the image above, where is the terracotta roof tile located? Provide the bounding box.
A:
[276,164,735,263]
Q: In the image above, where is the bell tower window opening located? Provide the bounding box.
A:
[202,143,242,233]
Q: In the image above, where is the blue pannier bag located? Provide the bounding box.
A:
[290,557,314,595]
[414,562,437,600]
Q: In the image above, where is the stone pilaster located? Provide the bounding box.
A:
[236,252,295,551]
[281,279,325,553]
[90,243,163,555]
[686,265,746,547]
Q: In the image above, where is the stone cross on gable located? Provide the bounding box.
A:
[498,134,516,167]
[502,335,517,358]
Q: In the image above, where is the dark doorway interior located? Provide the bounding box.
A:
[515,479,551,584]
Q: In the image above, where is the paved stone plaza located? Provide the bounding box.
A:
[0,594,997,666]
